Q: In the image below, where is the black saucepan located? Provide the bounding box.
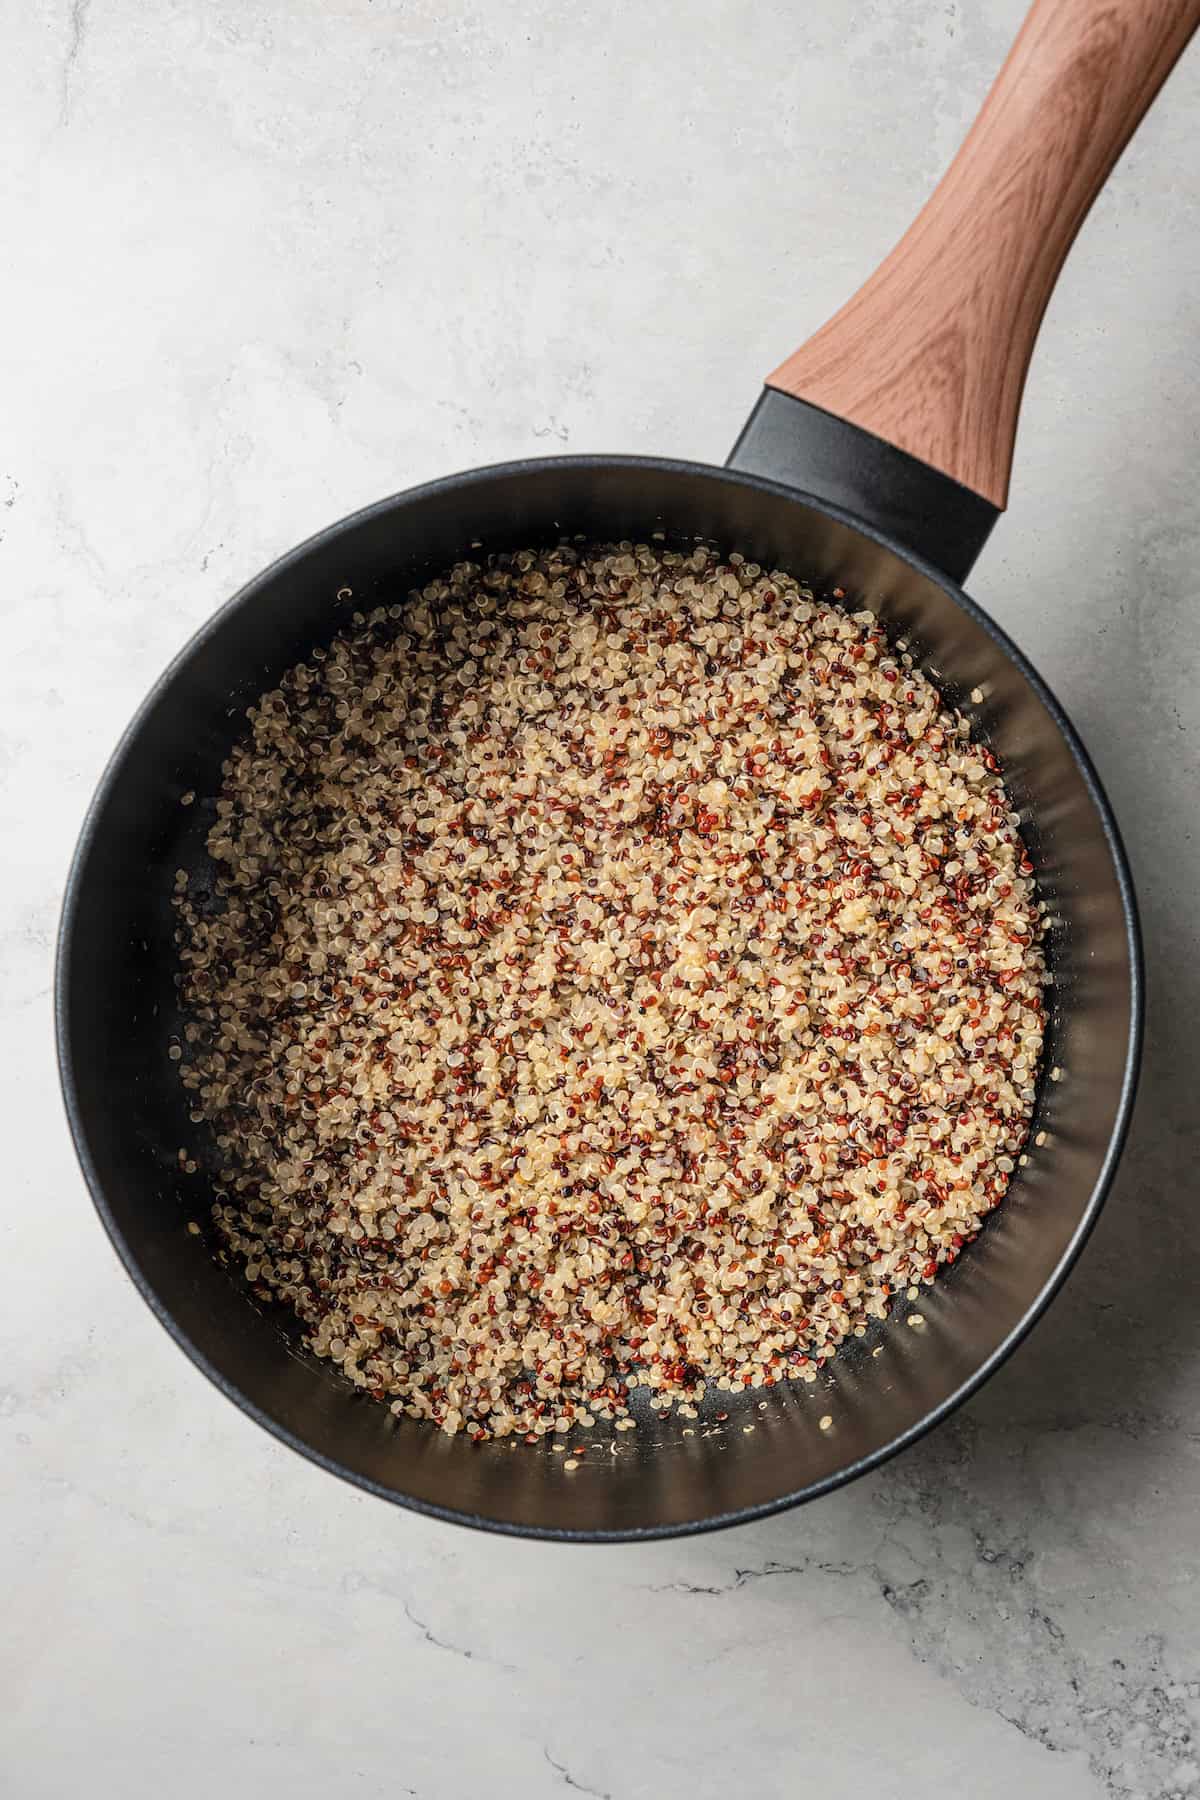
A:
[58,0,1198,1537]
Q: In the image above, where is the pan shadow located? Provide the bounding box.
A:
[650,468,1200,1790]
[725,304,1200,1569]
[805,302,1200,1524]
[678,342,1200,1502]
[954,399,1200,1471]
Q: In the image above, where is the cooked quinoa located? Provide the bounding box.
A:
[174,542,1045,1440]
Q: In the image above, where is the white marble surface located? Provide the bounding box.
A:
[6,2,1200,1795]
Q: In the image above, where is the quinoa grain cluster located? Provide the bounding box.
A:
[174,543,1045,1440]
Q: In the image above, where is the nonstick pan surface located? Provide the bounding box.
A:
[57,457,1140,1538]
[58,0,1196,1536]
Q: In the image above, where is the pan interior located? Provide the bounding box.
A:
[57,458,1138,1538]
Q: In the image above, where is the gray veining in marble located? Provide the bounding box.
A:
[4,2,1200,1796]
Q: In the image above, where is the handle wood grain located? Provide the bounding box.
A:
[768,0,1200,508]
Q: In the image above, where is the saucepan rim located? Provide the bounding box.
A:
[55,453,1144,1539]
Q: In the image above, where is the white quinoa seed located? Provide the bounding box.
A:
[172,542,1045,1442]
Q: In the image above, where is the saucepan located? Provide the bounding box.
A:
[57,0,1197,1537]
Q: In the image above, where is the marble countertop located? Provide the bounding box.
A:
[6,2,1200,1795]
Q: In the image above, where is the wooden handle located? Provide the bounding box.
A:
[768,0,1200,508]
